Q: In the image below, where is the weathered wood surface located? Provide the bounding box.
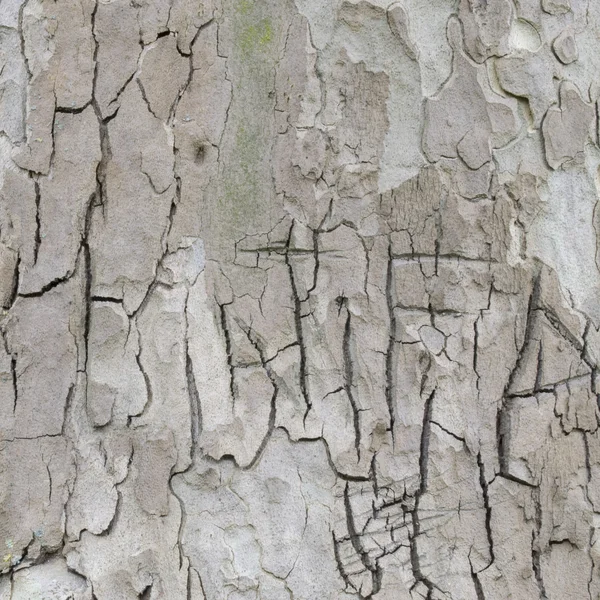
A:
[0,0,599,598]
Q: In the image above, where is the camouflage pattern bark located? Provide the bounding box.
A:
[0,0,599,598]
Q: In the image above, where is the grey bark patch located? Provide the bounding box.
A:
[0,0,600,597]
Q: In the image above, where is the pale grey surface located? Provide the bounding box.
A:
[0,0,599,599]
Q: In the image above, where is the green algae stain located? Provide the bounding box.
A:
[215,0,279,233]
[221,123,263,224]
[235,0,274,55]
[237,0,252,15]
[237,18,273,54]
[259,19,273,45]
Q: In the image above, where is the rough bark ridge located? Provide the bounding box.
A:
[0,0,599,598]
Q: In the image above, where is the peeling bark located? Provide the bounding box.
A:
[0,0,599,598]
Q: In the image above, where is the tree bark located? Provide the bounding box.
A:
[0,0,599,598]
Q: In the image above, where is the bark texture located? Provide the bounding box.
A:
[0,0,599,598]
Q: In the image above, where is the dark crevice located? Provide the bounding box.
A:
[218,301,236,407]
[342,299,361,461]
[306,228,320,295]
[185,349,201,458]
[323,386,344,400]
[431,420,465,443]
[276,424,370,483]
[408,388,437,598]
[187,566,206,600]
[496,471,537,488]
[343,482,381,597]
[531,488,548,599]
[4,254,20,310]
[534,339,544,395]
[10,354,17,414]
[507,272,541,391]
[186,567,193,600]
[8,539,67,574]
[470,556,486,600]
[139,582,152,600]
[171,17,215,59]
[47,95,58,172]
[473,314,481,396]
[45,460,52,504]
[476,452,495,567]
[93,115,112,213]
[370,453,379,497]
[541,304,596,374]
[82,194,95,374]
[238,323,278,469]
[33,179,41,265]
[104,63,139,119]
[91,0,113,223]
[583,433,592,484]
[246,384,277,469]
[55,101,93,115]
[391,252,498,264]
[91,295,122,303]
[407,506,435,599]
[132,346,153,422]
[60,384,75,436]
[18,270,73,298]
[384,242,397,441]
[419,389,435,495]
[284,222,311,421]
[332,532,360,596]
[496,401,510,476]
[498,271,541,474]
[137,78,160,121]
[264,340,299,364]
[168,470,188,571]
[17,0,32,149]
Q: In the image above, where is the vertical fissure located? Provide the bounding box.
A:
[218,301,236,408]
[342,299,361,461]
[285,222,311,420]
[385,242,397,442]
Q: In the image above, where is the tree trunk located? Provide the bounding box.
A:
[0,0,599,598]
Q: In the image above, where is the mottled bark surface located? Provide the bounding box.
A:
[0,0,599,598]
